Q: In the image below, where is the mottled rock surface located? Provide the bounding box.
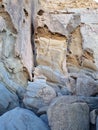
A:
[0,83,19,115]
[35,7,98,81]
[0,0,98,130]
[23,79,56,111]
[39,0,98,10]
[0,107,50,130]
[48,100,89,130]
[0,0,33,92]
[76,75,98,96]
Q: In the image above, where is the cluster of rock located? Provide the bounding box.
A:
[0,0,98,130]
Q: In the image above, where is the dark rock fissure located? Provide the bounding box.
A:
[31,22,37,67]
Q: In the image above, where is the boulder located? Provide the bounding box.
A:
[0,107,49,130]
[48,95,98,111]
[23,79,56,111]
[48,100,89,130]
[76,75,98,96]
[0,83,19,115]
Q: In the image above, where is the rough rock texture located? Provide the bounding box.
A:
[47,95,98,111]
[0,0,33,93]
[23,79,56,111]
[90,109,98,124]
[34,66,68,85]
[48,100,89,130]
[76,75,98,96]
[1,0,98,130]
[39,0,98,10]
[0,107,49,130]
[35,7,98,83]
[0,83,19,115]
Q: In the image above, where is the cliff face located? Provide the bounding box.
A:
[0,0,33,92]
[0,0,98,130]
[35,0,98,83]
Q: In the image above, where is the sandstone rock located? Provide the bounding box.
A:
[3,0,33,78]
[67,27,82,64]
[39,0,98,10]
[0,83,19,115]
[76,75,98,96]
[23,79,56,111]
[68,66,81,73]
[81,24,98,70]
[34,65,68,85]
[37,13,81,37]
[0,0,33,90]
[67,8,98,24]
[0,107,49,130]
[36,27,67,75]
[48,101,89,130]
[35,6,98,82]
[35,10,81,77]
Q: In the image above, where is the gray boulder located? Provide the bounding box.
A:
[0,107,49,130]
[23,79,56,111]
[76,75,98,96]
[48,99,89,130]
[47,96,98,110]
[0,83,19,115]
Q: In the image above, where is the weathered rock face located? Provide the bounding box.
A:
[35,5,98,84]
[1,0,98,130]
[48,97,89,130]
[0,0,33,92]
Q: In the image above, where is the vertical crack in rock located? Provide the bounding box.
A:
[31,22,37,67]
[0,0,34,92]
[2,0,34,80]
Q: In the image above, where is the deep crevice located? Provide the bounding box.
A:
[31,23,37,67]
